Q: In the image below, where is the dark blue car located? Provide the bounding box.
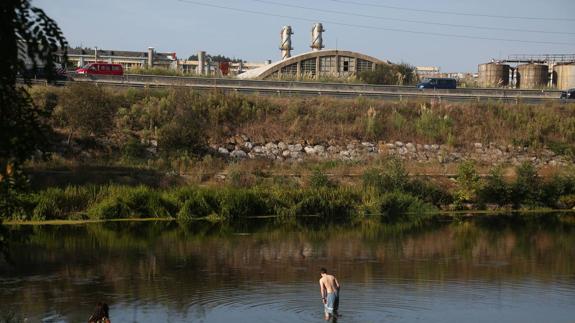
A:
[417,78,457,89]
[560,88,575,100]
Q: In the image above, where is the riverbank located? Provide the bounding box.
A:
[8,159,575,222]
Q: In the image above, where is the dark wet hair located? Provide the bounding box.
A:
[320,267,327,274]
[89,302,109,322]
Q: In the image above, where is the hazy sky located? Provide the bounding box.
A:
[35,0,575,72]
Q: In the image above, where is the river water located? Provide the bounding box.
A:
[1,215,574,322]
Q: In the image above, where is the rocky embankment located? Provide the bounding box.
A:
[212,135,571,166]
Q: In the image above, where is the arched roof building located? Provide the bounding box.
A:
[238,49,388,80]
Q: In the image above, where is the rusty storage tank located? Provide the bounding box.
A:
[553,64,575,90]
[478,63,510,87]
[517,63,548,89]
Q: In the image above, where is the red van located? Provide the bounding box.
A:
[76,62,124,76]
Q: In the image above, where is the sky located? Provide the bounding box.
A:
[35,0,575,72]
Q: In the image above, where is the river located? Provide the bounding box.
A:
[1,214,574,322]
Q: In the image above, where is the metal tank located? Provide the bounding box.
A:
[280,26,293,60]
[311,23,325,51]
[553,64,575,90]
[478,63,510,87]
[517,64,549,89]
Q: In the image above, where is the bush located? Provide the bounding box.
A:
[377,191,436,222]
[57,83,118,141]
[511,162,541,207]
[362,158,408,193]
[455,161,481,203]
[359,63,418,85]
[309,168,333,189]
[479,166,511,206]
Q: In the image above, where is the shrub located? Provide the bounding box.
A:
[309,168,333,189]
[455,161,481,203]
[377,191,436,222]
[511,162,541,207]
[362,158,408,193]
[479,166,510,205]
[358,63,417,85]
[57,83,118,142]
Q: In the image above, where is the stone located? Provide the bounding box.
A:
[241,134,249,141]
[265,142,277,150]
[230,149,247,159]
[278,142,288,150]
[244,142,253,150]
[431,144,440,151]
[385,143,395,149]
[423,144,431,150]
[252,146,263,154]
[294,143,303,151]
[218,147,230,155]
[326,146,338,155]
[340,150,351,157]
[314,145,326,153]
[474,142,483,149]
[406,143,416,152]
[282,150,291,157]
[304,146,316,154]
[290,151,302,159]
[395,141,404,147]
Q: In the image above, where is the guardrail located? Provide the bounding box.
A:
[69,73,563,97]
[28,74,564,104]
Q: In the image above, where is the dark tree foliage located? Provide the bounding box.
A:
[0,0,67,217]
[359,63,418,85]
[187,54,243,63]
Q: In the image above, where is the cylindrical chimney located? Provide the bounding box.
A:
[197,51,206,75]
[311,23,325,51]
[280,25,293,60]
[147,47,154,68]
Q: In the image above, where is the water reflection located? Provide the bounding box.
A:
[1,214,574,322]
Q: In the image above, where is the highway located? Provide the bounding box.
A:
[31,73,565,104]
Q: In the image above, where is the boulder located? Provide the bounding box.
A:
[230,149,247,159]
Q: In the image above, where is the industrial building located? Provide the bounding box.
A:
[478,54,575,90]
[62,47,266,76]
[238,23,388,80]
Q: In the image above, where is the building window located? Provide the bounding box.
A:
[301,59,316,76]
[357,59,373,72]
[281,63,298,76]
[320,56,336,75]
[339,57,355,74]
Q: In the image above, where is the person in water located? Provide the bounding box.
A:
[88,302,111,323]
[319,267,340,320]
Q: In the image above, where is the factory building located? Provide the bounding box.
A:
[62,47,266,76]
[238,23,388,80]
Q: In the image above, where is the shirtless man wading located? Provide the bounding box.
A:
[319,267,340,320]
